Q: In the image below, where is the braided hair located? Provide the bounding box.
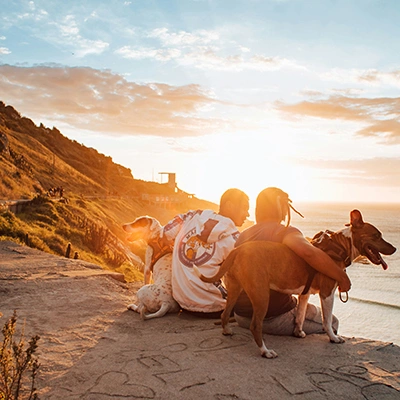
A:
[255,187,303,226]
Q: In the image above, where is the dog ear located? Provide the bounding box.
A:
[350,209,364,228]
[150,218,162,231]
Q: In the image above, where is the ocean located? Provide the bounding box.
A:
[288,202,400,345]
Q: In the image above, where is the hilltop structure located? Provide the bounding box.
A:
[140,172,195,209]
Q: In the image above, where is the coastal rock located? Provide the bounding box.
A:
[0,240,399,399]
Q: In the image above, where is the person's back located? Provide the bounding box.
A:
[234,187,350,335]
[164,188,249,317]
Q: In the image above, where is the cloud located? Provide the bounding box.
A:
[165,138,204,153]
[0,64,224,137]
[47,15,109,57]
[15,6,48,22]
[298,157,400,187]
[116,44,304,72]
[276,95,400,144]
[115,46,181,61]
[0,47,11,55]
[356,119,400,142]
[116,27,306,72]
[321,68,400,88]
[4,5,108,58]
[148,27,219,47]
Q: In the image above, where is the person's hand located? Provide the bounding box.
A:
[338,272,351,292]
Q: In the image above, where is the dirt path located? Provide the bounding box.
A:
[0,240,399,399]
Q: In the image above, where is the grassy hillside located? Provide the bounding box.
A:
[0,101,218,281]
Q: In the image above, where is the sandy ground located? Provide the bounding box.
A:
[0,240,399,400]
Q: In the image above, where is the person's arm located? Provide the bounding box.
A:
[282,231,351,292]
[163,214,184,242]
[163,210,199,242]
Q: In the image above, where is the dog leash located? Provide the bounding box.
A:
[339,291,349,303]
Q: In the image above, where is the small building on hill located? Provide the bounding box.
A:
[140,172,194,209]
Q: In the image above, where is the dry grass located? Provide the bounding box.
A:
[0,101,217,282]
[0,311,40,400]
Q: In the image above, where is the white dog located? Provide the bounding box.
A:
[122,216,180,319]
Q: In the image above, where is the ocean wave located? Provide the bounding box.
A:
[349,297,400,310]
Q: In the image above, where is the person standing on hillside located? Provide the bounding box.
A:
[233,187,352,335]
[163,188,249,318]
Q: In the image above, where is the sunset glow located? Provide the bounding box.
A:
[1,1,399,207]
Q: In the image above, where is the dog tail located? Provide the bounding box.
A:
[193,248,238,283]
[141,303,171,320]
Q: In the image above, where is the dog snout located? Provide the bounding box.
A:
[380,239,397,255]
[122,223,134,233]
[386,244,396,255]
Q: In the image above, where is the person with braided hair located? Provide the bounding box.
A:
[233,187,352,335]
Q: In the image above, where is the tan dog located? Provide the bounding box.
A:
[123,216,180,319]
[194,210,396,358]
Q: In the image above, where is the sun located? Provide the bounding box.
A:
[175,130,318,212]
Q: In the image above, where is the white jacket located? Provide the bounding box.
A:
[164,210,240,312]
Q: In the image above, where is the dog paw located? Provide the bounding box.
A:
[330,335,345,344]
[293,328,306,338]
[222,326,233,336]
[127,304,139,312]
[261,348,278,359]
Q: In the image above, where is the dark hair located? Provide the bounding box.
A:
[255,187,303,226]
[219,188,249,208]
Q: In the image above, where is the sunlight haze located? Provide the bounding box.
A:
[1,0,399,206]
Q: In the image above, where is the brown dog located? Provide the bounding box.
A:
[194,210,396,358]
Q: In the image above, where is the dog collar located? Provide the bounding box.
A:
[148,236,173,271]
[311,230,352,267]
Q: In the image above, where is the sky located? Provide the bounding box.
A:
[1,0,399,209]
